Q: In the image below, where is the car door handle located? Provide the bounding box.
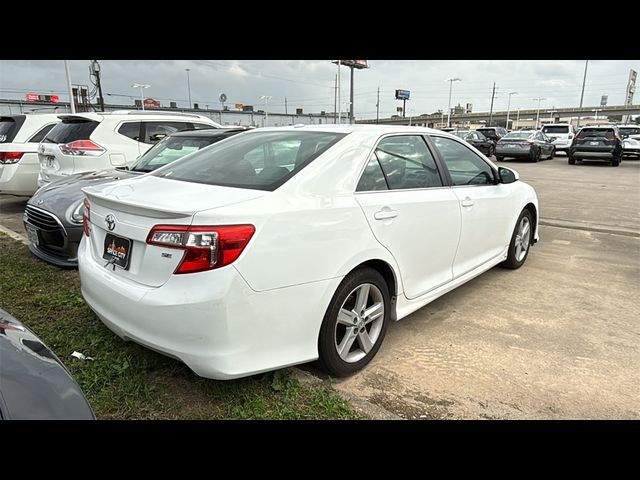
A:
[374,208,399,220]
[461,197,475,207]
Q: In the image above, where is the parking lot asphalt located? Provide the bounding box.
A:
[1,155,639,419]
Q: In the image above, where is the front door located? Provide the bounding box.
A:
[430,135,514,277]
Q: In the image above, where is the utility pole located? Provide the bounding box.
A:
[446,78,462,127]
[376,86,380,124]
[90,60,105,112]
[185,68,192,108]
[488,82,497,127]
[64,60,76,114]
[285,97,288,115]
[505,92,517,130]
[576,60,589,128]
[337,60,341,125]
[334,75,337,124]
[349,65,355,124]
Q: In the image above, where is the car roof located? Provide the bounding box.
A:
[57,111,219,123]
[542,123,571,126]
[252,124,448,135]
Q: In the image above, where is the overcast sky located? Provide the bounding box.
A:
[1,60,638,118]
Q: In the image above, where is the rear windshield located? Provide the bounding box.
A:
[152,130,347,191]
[0,116,26,143]
[619,127,640,137]
[542,126,570,134]
[131,133,238,173]
[43,118,99,144]
[503,132,532,139]
[577,128,616,139]
[477,128,495,134]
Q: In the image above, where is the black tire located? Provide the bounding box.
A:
[496,156,504,162]
[568,157,576,165]
[317,267,391,377]
[611,156,620,167]
[488,145,495,157]
[531,147,540,162]
[501,209,533,270]
[548,147,555,160]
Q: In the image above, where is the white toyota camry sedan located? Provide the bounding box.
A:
[78,125,539,379]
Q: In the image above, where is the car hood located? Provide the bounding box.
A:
[29,169,139,219]
[0,308,94,420]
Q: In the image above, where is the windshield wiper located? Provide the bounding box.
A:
[115,166,129,171]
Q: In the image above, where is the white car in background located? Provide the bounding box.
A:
[0,114,60,195]
[78,125,539,380]
[541,123,574,154]
[618,124,640,158]
[37,111,221,187]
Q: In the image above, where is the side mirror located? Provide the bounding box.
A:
[498,167,519,184]
[150,133,167,142]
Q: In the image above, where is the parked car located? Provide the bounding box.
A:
[78,125,539,380]
[476,126,508,143]
[37,111,221,188]
[25,127,246,268]
[568,126,623,166]
[541,123,574,154]
[0,308,94,419]
[0,114,60,196]
[617,124,640,158]
[495,130,555,162]
[452,130,496,156]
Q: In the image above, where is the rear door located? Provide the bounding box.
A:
[355,134,461,299]
[430,134,513,277]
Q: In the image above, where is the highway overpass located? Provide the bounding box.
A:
[358,104,640,126]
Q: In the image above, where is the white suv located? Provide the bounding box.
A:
[617,124,640,158]
[0,114,60,196]
[541,123,575,153]
[37,111,221,187]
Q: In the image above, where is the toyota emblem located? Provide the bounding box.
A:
[105,214,116,231]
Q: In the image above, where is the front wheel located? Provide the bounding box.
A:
[317,267,390,377]
[548,147,555,159]
[501,209,533,270]
[488,145,495,157]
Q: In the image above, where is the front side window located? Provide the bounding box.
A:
[430,136,495,186]
[153,130,346,191]
[142,121,193,144]
[371,135,443,190]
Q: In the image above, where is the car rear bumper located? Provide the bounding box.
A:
[0,158,39,196]
[570,151,615,159]
[78,238,341,379]
[495,146,531,157]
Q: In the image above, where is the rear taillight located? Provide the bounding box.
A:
[59,140,105,156]
[0,152,25,164]
[147,224,255,274]
[526,139,535,144]
[82,198,91,237]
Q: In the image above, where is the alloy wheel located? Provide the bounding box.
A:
[514,216,531,262]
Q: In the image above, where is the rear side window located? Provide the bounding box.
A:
[477,128,494,136]
[43,119,99,144]
[153,130,346,191]
[542,126,570,134]
[619,127,640,137]
[117,122,142,141]
[28,124,56,143]
[0,116,26,143]
[357,156,388,192]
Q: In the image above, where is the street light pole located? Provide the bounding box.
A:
[446,78,461,128]
[516,108,521,129]
[592,108,601,124]
[132,83,150,110]
[260,95,272,127]
[533,97,547,129]
[505,92,518,130]
[185,68,192,109]
[576,60,589,128]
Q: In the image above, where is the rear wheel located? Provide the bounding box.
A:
[531,148,541,162]
[611,156,620,167]
[496,156,504,162]
[501,209,533,270]
[317,267,390,377]
[568,157,576,165]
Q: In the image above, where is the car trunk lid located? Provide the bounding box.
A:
[82,175,266,287]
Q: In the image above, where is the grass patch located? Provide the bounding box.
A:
[0,234,361,419]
